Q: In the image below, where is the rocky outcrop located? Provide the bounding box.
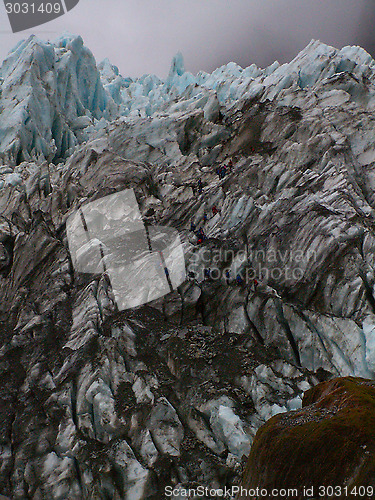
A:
[238,377,375,499]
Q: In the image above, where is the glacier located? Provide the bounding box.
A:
[1,33,375,498]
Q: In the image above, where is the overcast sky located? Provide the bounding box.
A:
[0,0,374,79]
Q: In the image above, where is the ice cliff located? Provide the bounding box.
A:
[1,34,375,498]
[0,34,116,165]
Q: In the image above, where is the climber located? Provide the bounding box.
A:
[196,227,206,244]
[197,227,205,238]
[228,159,233,171]
[212,205,220,216]
[236,273,244,286]
[203,212,208,222]
[204,268,211,280]
[197,179,203,194]
[253,278,259,291]
[215,166,224,179]
[225,269,231,285]
[219,165,227,179]
[190,220,196,232]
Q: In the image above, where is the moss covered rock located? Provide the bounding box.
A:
[238,377,375,499]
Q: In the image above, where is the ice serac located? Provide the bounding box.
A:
[3,36,375,166]
[164,51,195,93]
[102,38,375,117]
[0,34,116,165]
[98,58,131,106]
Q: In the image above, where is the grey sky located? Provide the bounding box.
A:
[0,0,373,79]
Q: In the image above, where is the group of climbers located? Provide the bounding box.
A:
[190,219,206,244]
[233,273,259,288]
[190,206,219,244]
[186,157,270,294]
[190,206,221,243]
[224,268,259,289]
[196,226,207,244]
[216,165,227,179]
[192,179,204,196]
[215,159,233,180]
[192,159,235,197]
[192,158,235,197]
[203,268,242,284]
[191,208,221,243]
[192,206,220,230]
[188,264,262,291]
[189,157,236,246]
